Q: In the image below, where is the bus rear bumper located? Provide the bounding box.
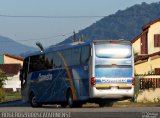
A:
[90,86,134,99]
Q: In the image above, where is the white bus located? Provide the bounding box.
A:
[20,40,134,107]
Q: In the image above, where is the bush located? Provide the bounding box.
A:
[0,88,5,102]
[0,69,7,88]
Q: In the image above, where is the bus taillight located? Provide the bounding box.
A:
[132,77,134,85]
[91,77,96,87]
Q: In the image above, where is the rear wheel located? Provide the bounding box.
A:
[67,90,83,108]
[75,103,83,108]
[29,93,42,108]
[67,90,75,108]
[99,103,105,107]
[99,102,113,107]
[61,103,67,108]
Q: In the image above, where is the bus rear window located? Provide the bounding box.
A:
[95,44,132,58]
[95,66,132,78]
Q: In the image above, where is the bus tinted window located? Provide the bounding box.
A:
[95,44,131,58]
[81,45,90,64]
[95,66,132,78]
[72,47,81,66]
[45,53,53,69]
[29,54,45,72]
[53,52,62,68]
[61,49,72,67]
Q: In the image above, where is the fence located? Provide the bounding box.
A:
[134,75,160,98]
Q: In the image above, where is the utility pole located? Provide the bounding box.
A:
[80,34,84,42]
[73,30,76,42]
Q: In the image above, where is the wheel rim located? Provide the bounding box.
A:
[68,94,73,106]
[67,91,73,107]
[32,96,37,106]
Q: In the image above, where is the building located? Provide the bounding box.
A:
[0,53,23,66]
[0,54,23,92]
[132,19,160,75]
[0,64,21,92]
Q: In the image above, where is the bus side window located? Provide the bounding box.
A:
[45,53,53,69]
[53,52,62,69]
[38,55,45,70]
[61,49,72,67]
[81,45,90,64]
[29,54,46,72]
[71,47,81,66]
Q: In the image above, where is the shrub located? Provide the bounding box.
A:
[0,69,7,88]
[0,88,5,102]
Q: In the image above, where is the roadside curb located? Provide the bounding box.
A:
[0,99,31,107]
[0,99,21,104]
[0,100,160,108]
[113,103,160,107]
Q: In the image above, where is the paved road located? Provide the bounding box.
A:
[0,100,160,118]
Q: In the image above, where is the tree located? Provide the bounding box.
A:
[0,69,7,102]
[0,69,7,88]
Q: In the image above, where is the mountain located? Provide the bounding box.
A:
[59,2,160,44]
[0,36,37,56]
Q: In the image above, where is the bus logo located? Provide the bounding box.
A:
[38,73,52,82]
[101,77,128,83]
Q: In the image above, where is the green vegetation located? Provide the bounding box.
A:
[3,91,21,102]
[0,69,7,102]
[0,69,7,88]
[0,91,21,103]
[134,76,139,100]
[0,69,21,103]
[115,101,160,105]
[0,88,5,102]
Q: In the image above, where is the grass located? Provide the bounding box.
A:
[0,91,21,103]
[115,101,160,105]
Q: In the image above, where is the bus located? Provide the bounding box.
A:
[20,40,134,107]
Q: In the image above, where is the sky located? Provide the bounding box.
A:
[0,0,160,47]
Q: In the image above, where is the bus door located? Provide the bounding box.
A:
[20,57,30,102]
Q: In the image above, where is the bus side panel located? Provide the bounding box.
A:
[71,65,89,100]
[29,69,69,103]
[29,65,90,103]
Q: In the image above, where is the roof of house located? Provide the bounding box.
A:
[131,18,160,44]
[131,30,148,43]
[0,64,21,76]
[135,51,160,63]
[4,53,24,61]
[142,18,160,30]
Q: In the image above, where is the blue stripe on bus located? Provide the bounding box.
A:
[30,65,89,102]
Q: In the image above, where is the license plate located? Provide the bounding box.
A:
[111,86,118,90]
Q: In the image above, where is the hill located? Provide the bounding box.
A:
[0,36,37,55]
[60,2,160,44]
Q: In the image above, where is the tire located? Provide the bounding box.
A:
[67,90,74,108]
[75,103,83,108]
[99,103,105,107]
[29,93,42,108]
[61,103,67,108]
[99,102,113,107]
[67,90,83,108]
[67,90,75,108]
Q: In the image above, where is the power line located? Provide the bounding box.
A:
[0,32,72,42]
[0,14,105,19]
[0,14,152,19]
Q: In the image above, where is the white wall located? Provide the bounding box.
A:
[3,73,21,92]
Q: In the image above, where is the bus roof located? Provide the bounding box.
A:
[23,39,131,58]
[93,40,131,45]
[46,41,91,52]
